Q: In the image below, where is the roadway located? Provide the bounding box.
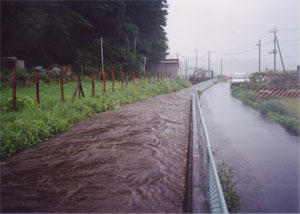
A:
[200,82,299,213]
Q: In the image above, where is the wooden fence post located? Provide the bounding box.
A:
[121,72,124,90]
[78,73,81,99]
[112,71,115,91]
[11,65,17,112]
[133,72,135,85]
[103,71,106,92]
[126,71,128,86]
[34,67,40,104]
[91,70,95,96]
[139,71,141,84]
[47,67,51,83]
[60,66,64,102]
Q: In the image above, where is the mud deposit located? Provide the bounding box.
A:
[1,88,193,213]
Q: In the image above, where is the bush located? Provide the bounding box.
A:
[175,78,193,88]
[262,100,290,116]
[218,161,241,213]
[268,112,300,134]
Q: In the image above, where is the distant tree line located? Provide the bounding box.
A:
[1,1,168,71]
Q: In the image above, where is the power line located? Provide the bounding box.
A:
[277,28,300,31]
[210,48,257,56]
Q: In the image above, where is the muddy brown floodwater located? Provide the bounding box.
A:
[1,88,193,213]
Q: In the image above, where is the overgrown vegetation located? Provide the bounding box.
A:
[231,85,300,135]
[217,161,241,213]
[0,78,191,158]
[1,1,168,69]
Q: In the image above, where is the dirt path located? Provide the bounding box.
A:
[1,88,193,213]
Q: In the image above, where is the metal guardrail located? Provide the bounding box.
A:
[193,82,229,214]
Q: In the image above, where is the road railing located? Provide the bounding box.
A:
[193,81,229,214]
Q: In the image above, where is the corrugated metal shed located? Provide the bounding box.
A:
[146,59,179,80]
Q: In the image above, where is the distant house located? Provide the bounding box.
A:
[146,59,179,79]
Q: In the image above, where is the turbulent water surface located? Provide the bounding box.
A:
[1,88,193,213]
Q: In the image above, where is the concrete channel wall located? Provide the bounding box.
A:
[186,79,229,213]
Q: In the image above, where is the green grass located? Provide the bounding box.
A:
[0,78,192,157]
[231,85,300,135]
[278,98,300,120]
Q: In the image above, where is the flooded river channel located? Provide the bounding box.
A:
[201,82,299,213]
[1,88,193,213]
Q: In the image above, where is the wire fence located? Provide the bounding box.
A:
[6,64,171,112]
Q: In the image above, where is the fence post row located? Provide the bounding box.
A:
[8,64,160,111]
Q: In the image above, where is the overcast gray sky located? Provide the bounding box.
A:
[165,0,300,76]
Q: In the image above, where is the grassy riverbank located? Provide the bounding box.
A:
[0,78,192,158]
[231,85,300,135]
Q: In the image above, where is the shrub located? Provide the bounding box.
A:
[262,100,289,116]
[218,161,241,213]
[175,78,193,88]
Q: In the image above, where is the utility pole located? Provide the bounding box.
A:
[101,37,104,73]
[270,26,278,71]
[208,51,210,75]
[194,49,198,71]
[185,58,187,79]
[220,57,223,76]
[257,40,261,73]
[134,38,136,57]
[276,35,286,72]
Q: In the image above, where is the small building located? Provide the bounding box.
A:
[146,59,179,79]
[1,57,25,70]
